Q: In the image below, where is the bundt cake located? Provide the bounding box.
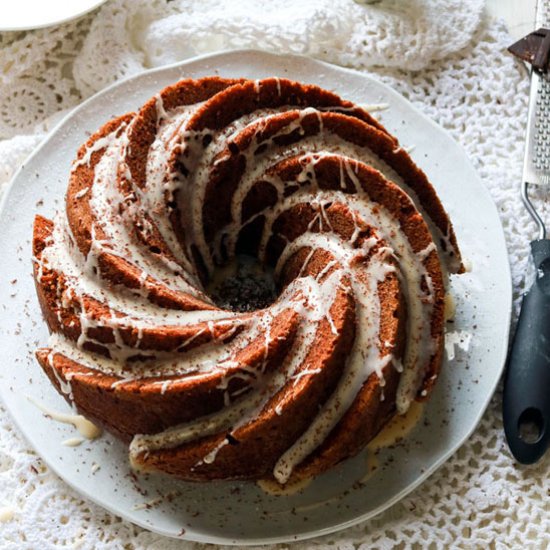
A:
[32,76,463,484]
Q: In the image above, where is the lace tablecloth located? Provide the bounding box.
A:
[0,1,548,548]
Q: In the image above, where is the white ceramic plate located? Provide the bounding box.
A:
[0,0,107,31]
[0,50,511,545]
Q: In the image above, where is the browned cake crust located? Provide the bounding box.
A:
[32,77,460,484]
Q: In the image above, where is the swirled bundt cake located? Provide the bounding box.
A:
[32,76,463,484]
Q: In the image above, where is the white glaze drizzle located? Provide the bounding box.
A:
[27,395,102,439]
[0,506,14,523]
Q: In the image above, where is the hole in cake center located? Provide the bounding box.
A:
[207,254,277,312]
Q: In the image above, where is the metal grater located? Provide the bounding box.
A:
[528,74,550,180]
[522,0,550,237]
[526,2,550,176]
[503,0,550,465]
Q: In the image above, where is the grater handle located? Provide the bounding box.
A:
[503,239,550,463]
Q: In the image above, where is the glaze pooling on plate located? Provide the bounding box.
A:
[0,50,511,545]
[32,75,462,485]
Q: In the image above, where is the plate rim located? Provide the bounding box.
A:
[0,0,108,31]
[0,49,513,546]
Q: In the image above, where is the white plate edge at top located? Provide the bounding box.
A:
[0,1,108,31]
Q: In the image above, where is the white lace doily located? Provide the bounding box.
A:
[1,1,549,548]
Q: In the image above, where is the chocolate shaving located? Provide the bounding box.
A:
[508,28,550,72]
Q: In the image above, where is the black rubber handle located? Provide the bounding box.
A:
[503,239,550,464]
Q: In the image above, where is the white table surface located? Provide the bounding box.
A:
[487,0,537,40]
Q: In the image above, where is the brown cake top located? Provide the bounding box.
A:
[32,76,459,483]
